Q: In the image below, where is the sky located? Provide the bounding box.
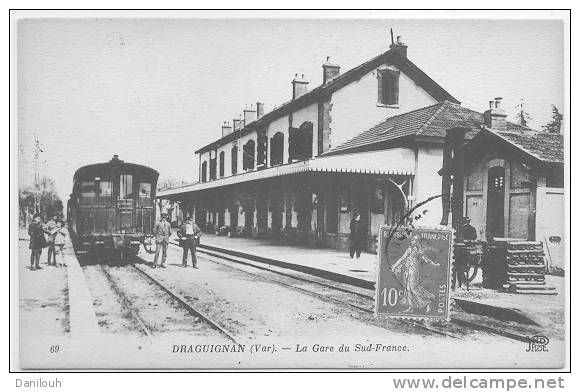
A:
[17,17,564,199]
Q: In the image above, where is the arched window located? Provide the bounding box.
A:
[289,122,313,162]
[201,161,207,183]
[209,158,217,180]
[231,146,238,174]
[243,140,255,170]
[219,151,225,177]
[270,132,284,166]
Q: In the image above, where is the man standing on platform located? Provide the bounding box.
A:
[349,211,364,259]
[28,213,46,270]
[177,216,201,268]
[43,214,59,266]
[153,212,172,268]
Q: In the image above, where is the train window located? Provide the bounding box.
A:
[120,174,133,199]
[80,181,95,196]
[139,183,151,199]
[99,181,113,196]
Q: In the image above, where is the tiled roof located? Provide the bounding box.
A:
[492,130,564,163]
[326,101,545,155]
[195,48,459,154]
[326,103,445,154]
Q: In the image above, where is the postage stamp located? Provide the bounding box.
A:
[376,226,453,320]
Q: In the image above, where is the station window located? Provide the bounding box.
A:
[378,69,400,106]
[120,174,133,199]
[288,122,313,162]
[243,140,255,170]
[139,183,152,199]
[209,158,217,180]
[219,151,225,177]
[99,181,113,196]
[201,161,207,182]
[231,146,238,175]
[270,132,284,166]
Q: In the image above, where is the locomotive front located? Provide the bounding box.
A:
[68,155,159,259]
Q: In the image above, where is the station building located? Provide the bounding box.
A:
[158,38,565,260]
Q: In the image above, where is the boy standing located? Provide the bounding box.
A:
[53,220,67,267]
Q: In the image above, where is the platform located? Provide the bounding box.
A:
[195,234,565,332]
[18,228,99,338]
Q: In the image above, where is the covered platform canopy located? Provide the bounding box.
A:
[157,148,415,199]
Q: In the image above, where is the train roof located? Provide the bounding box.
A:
[73,155,159,181]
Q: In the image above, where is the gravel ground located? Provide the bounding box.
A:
[83,263,229,342]
[138,245,466,343]
[19,240,69,337]
[197,251,501,341]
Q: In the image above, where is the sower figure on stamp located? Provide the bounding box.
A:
[152,212,172,268]
[28,213,46,271]
[44,214,59,266]
[177,216,201,268]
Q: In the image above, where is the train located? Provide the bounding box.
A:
[67,155,159,260]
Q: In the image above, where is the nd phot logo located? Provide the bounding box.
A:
[526,335,549,352]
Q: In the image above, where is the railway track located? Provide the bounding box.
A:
[131,262,239,344]
[99,264,153,342]
[97,262,239,344]
[185,244,539,343]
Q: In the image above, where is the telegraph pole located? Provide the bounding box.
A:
[32,133,43,213]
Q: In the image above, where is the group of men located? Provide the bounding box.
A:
[27,213,67,271]
[152,213,202,269]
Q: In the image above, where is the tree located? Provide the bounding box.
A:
[19,176,64,226]
[157,176,190,191]
[514,99,531,127]
[542,105,563,134]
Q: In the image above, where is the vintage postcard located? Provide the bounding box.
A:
[11,11,569,371]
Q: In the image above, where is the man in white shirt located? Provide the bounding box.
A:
[177,216,202,268]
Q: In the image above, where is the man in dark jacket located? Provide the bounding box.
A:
[28,213,46,270]
[349,211,364,259]
[458,216,477,241]
[177,216,202,268]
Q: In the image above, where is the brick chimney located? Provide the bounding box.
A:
[233,118,242,132]
[292,74,309,100]
[256,102,264,119]
[243,106,257,125]
[221,122,232,137]
[322,57,340,84]
[483,97,507,131]
[389,35,408,58]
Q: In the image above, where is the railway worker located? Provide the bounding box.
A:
[349,211,364,259]
[44,214,59,266]
[177,216,201,268]
[458,216,477,241]
[28,213,46,271]
[153,212,172,268]
[53,219,67,267]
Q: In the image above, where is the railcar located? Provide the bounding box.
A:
[67,155,159,259]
